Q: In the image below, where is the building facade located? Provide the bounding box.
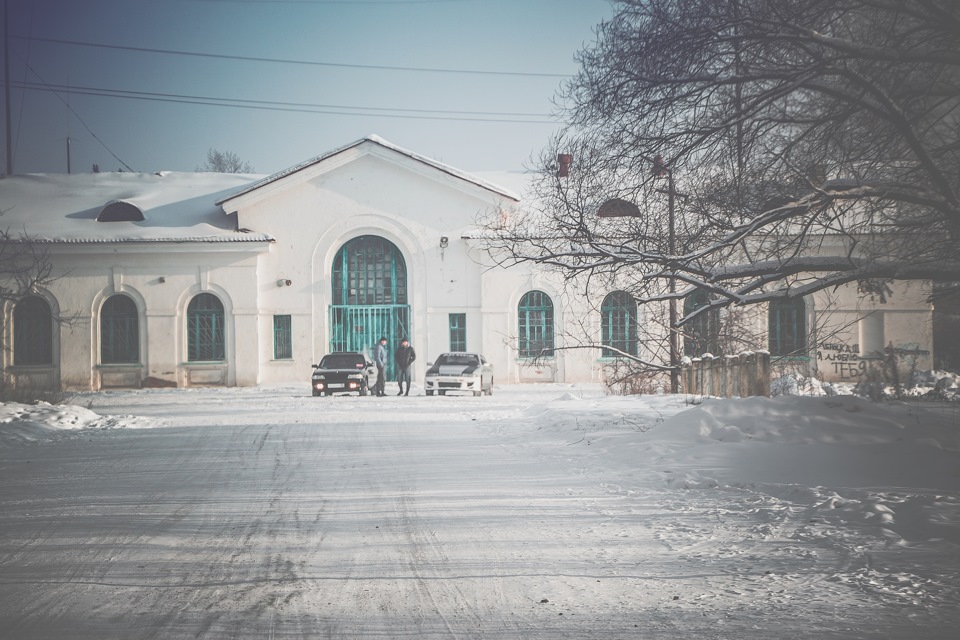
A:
[0,136,935,392]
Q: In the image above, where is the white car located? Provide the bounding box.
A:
[424,352,493,396]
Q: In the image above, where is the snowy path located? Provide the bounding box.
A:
[1,385,957,638]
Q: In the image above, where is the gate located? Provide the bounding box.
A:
[329,304,410,378]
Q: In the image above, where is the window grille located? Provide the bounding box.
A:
[683,289,721,356]
[101,295,139,364]
[601,291,638,357]
[449,313,466,351]
[768,298,807,357]
[274,315,293,360]
[518,290,554,358]
[332,236,408,305]
[13,296,53,365]
[187,293,225,362]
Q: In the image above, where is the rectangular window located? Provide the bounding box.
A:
[449,313,466,351]
[274,315,293,360]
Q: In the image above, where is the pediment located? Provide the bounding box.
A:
[217,135,518,213]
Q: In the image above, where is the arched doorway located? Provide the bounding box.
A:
[329,236,411,378]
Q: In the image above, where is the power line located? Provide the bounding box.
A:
[21,36,570,79]
[14,81,560,124]
[20,65,135,171]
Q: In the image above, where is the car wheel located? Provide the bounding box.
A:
[312,390,320,397]
[473,389,482,397]
[426,390,434,396]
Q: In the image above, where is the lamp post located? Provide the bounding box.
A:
[653,156,681,394]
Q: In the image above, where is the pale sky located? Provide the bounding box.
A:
[1,0,614,176]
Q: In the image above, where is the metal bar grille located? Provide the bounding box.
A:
[187,293,225,362]
[769,299,807,357]
[518,290,554,358]
[101,295,139,364]
[601,291,638,357]
[273,315,292,360]
[449,313,466,351]
[329,304,410,379]
[13,296,53,366]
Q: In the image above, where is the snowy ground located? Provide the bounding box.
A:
[1,384,958,639]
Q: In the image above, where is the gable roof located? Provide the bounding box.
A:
[216,134,521,208]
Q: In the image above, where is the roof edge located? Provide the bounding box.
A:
[216,135,521,206]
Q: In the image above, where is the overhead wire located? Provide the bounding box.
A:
[23,37,569,78]
[18,62,136,172]
[14,81,558,124]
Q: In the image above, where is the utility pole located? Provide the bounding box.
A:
[4,0,13,175]
[654,155,681,394]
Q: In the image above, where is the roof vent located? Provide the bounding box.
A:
[97,200,144,222]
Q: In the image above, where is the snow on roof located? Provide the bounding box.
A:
[217,134,522,206]
[0,171,274,244]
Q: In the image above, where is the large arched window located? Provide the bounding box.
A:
[518,290,554,358]
[187,293,225,362]
[683,289,720,357]
[13,296,53,366]
[768,297,807,357]
[332,235,407,305]
[601,291,638,357]
[101,294,140,364]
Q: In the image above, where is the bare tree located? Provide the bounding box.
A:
[483,0,960,378]
[196,148,254,174]
[0,219,66,401]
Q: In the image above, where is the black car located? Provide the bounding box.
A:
[310,352,377,396]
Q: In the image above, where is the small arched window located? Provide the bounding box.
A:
[601,291,638,357]
[518,290,554,358]
[683,289,721,357]
[97,200,145,222]
[14,296,53,365]
[187,293,225,362]
[597,198,641,218]
[768,297,807,357]
[101,295,140,364]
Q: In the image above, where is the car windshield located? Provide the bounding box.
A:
[437,354,479,366]
[319,354,365,369]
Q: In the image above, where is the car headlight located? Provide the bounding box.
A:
[347,373,362,380]
[313,374,325,380]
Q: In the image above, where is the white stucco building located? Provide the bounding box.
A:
[0,135,935,392]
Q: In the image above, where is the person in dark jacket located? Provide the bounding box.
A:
[394,337,416,396]
[373,337,388,397]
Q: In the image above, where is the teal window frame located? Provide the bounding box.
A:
[768,298,807,357]
[683,289,721,357]
[13,295,53,366]
[601,291,638,357]
[187,293,225,362]
[518,290,554,358]
[332,235,408,306]
[273,315,293,360]
[449,313,466,351]
[101,294,140,364]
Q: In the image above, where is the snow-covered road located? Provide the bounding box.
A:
[1,385,958,638]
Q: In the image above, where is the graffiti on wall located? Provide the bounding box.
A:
[817,342,932,379]
[816,342,866,379]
